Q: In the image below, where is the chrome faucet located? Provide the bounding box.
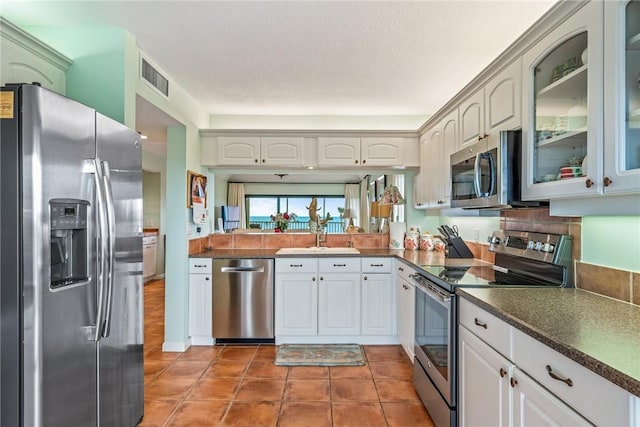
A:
[316,232,327,247]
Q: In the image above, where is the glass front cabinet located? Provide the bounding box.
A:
[522,1,603,200]
[604,0,640,194]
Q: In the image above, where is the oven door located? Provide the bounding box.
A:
[413,278,456,406]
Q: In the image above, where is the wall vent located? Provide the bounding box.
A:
[141,57,169,98]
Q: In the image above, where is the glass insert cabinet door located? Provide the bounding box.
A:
[604,0,640,194]
[522,1,603,200]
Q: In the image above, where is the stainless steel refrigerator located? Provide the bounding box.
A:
[0,83,144,426]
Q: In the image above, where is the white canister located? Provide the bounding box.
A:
[389,222,406,249]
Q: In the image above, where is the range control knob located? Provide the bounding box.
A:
[534,242,543,251]
[527,241,535,250]
[542,243,555,253]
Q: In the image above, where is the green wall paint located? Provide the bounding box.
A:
[164,126,189,348]
[23,26,131,124]
[581,216,640,272]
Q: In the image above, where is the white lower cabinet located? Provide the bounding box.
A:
[396,276,415,360]
[459,325,514,427]
[460,296,638,427]
[361,273,393,336]
[188,259,213,345]
[276,272,318,336]
[511,367,591,427]
[318,273,361,335]
[275,259,318,336]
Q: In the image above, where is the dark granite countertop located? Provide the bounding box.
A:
[457,288,640,397]
[190,247,491,270]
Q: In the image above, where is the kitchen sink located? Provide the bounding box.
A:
[276,247,360,255]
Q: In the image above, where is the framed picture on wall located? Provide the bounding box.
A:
[187,170,207,207]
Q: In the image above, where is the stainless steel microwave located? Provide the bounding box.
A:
[450,130,537,209]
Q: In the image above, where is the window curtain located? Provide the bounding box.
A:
[344,183,360,228]
[227,183,247,228]
[390,175,405,222]
[359,177,369,232]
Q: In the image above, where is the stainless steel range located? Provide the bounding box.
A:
[411,230,573,427]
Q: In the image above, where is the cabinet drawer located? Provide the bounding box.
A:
[276,258,318,273]
[361,257,392,273]
[396,260,418,283]
[512,328,633,427]
[318,257,360,273]
[459,297,512,360]
[189,258,212,274]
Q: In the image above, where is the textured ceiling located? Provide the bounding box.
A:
[2,0,556,118]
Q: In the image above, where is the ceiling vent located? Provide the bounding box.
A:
[141,57,169,98]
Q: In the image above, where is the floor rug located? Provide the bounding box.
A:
[274,344,366,366]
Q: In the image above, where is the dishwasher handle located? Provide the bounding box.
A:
[220,266,265,273]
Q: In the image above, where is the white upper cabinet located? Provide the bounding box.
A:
[459,89,486,148]
[603,0,640,195]
[0,18,70,95]
[485,58,522,134]
[413,132,431,209]
[260,137,305,166]
[201,135,306,167]
[440,109,458,207]
[215,136,261,165]
[522,1,604,200]
[316,137,361,167]
[360,137,404,166]
[316,136,412,167]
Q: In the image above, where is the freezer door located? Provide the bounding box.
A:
[20,85,99,426]
[95,113,144,426]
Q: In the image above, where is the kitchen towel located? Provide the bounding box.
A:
[389,222,406,249]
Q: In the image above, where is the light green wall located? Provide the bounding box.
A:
[143,151,167,275]
[164,126,189,347]
[23,26,135,126]
[143,170,161,227]
[581,216,640,272]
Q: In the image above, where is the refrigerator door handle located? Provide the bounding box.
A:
[101,161,116,338]
[92,158,109,341]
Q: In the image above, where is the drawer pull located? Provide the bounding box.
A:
[499,368,507,378]
[510,377,518,388]
[546,365,573,387]
[474,318,488,329]
[402,284,408,290]
[333,263,346,267]
[398,267,404,271]
[290,264,303,267]
[370,263,384,267]
[194,264,208,268]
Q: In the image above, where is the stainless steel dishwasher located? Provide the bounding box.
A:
[212,258,274,341]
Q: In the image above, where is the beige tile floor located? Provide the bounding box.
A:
[142,279,435,426]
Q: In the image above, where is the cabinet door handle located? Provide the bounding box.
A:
[355,160,359,164]
[585,178,594,188]
[510,377,518,388]
[333,263,346,267]
[363,276,368,280]
[474,318,488,329]
[402,284,408,290]
[262,159,265,163]
[362,159,366,164]
[205,277,210,281]
[499,368,507,378]
[290,264,303,268]
[603,177,613,187]
[254,159,258,163]
[312,277,316,281]
[370,263,384,267]
[320,276,324,281]
[546,365,573,387]
[398,267,404,272]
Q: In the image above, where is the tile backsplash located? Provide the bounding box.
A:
[189,209,638,307]
[500,207,637,306]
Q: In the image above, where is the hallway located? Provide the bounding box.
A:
[141,279,434,426]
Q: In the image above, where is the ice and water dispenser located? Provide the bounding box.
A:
[49,199,89,288]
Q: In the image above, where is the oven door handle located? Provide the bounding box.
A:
[413,280,452,305]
